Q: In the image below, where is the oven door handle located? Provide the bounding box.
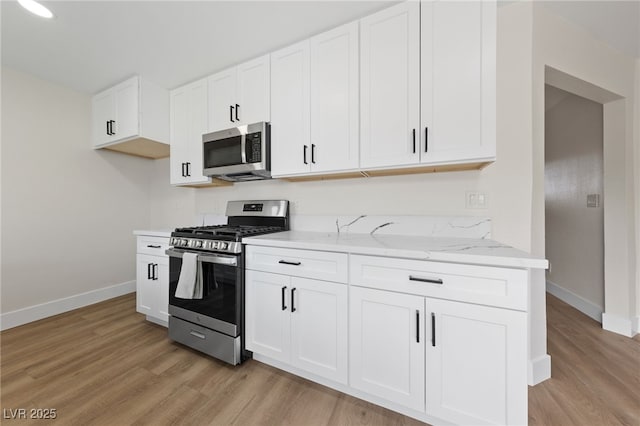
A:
[165,248,238,267]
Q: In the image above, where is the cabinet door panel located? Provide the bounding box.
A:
[426,299,527,425]
[360,2,420,169]
[170,87,189,184]
[245,271,290,363]
[421,1,496,163]
[208,68,237,132]
[290,278,347,384]
[310,22,359,173]
[92,91,114,147]
[186,79,210,183]
[113,77,139,140]
[350,286,425,412]
[136,255,156,316]
[270,40,311,176]
[237,55,270,125]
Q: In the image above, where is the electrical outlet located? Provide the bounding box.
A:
[466,191,488,209]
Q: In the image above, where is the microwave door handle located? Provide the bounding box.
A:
[229,105,234,123]
[240,134,247,164]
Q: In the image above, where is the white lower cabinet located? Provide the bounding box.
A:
[245,270,348,384]
[135,234,170,325]
[349,286,425,412]
[244,245,528,425]
[350,285,527,425]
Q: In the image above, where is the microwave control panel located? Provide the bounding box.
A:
[246,132,262,163]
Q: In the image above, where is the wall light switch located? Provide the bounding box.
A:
[466,191,488,209]
[587,194,600,208]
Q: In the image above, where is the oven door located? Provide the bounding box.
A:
[167,248,242,337]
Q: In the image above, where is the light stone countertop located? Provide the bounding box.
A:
[244,231,548,270]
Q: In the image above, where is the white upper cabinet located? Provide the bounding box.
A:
[359,2,420,169]
[270,40,311,177]
[207,55,270,132]
[92,76,170,159]
[309,22,360,173]
[170,78,211,186]
[271,23,359,177]
[421,0,496,164]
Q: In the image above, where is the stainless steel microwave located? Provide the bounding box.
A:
[202,122,270,182]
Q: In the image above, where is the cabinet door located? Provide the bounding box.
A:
[245,270,291,363]
[136,254,156,316]
[113,76,139,141]
[92,90,114,147]
[426,299,527,425]
[207,68,237,132]
[237,55,270,126]
[310,22,359,173]
[290,277,348,384]
[421,1,496,163]
[185,79,210,184]
[360,2,420,169]
[169,86,189,185]
[349,286,425,412]
[270,40,311,177]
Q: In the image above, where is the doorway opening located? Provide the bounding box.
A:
[544,84,604,322]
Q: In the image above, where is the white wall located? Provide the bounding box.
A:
[636,58,640,332]
[532,5,638,335]
[1,67,153,314]
[545,86,604,314]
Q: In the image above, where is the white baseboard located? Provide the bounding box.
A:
[546,280,602,323]
[528,354,551,386]
[602,312,635,337]
[0,281,136,331]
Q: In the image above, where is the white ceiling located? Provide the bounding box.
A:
[2,0,639,95]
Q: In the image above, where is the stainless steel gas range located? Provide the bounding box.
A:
[166,200,289,365]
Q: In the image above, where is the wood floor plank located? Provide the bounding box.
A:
[2,292,639,426]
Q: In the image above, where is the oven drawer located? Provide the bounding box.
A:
[245,245,348,283]
[137,236,170,256]
[168,316,241,365]
[350,255,528,311]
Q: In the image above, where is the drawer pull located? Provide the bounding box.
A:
[278,260,301,266]
[147,245,162,248]
[189,330,206,340]
[291,288,297,312]
[409,275,443,285]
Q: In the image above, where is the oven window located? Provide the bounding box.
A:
[169,257,241,327]
[204,136,242,168]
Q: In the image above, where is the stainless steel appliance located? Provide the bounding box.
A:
[202,122,270,182]
[166,200,288,365]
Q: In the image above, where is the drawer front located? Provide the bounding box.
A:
[350,255,527,311]
[137,235,170,256]
[246,245,348,283]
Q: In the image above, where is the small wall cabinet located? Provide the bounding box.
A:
[92,76,170,159]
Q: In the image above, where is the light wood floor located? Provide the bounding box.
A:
[1,293,638,426]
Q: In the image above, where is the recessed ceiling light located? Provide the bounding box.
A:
[17,0,54,19]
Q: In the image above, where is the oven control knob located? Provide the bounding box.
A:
[219,242,228,250]
[212,241,219,250]
[196,240,203,248]
[181,239,188,246]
